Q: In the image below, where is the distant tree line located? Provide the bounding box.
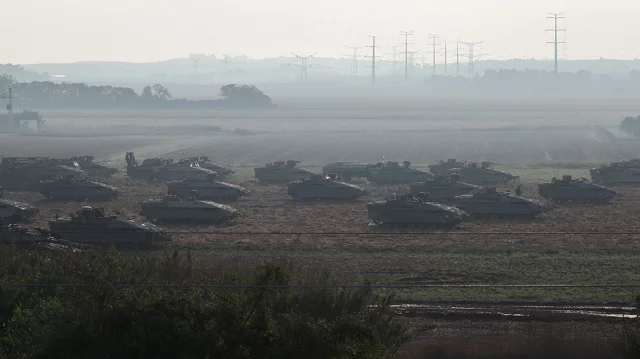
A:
[0,74,274,109]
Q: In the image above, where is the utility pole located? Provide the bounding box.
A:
[290,53,317,81]
[400,31,414,81]
[546,12,566,74]
[0,87,13,115]
[429,34,440,76]
[444,42,448,75]
[459,41,483,77]
[189,55,199,76]
[345,46,362,75]
[365,36,379,85]
[388,46,399,76]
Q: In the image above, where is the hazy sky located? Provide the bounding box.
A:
[1,0,638,64]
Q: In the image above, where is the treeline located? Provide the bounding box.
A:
[0,74,274,109]
[424,69,640,96]
[0,247,407,358]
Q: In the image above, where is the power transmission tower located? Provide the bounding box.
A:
[221,54,231,71]
[290,53,317,81]
[429,34,440,76]
[365,36,379,85]
[444,42,448,75]
[345,46,362,75]
[400,31,414,81]
[189,55,199,75]
[388,46,399,76]
[456,41,460,76]
[459,41,483,77]
[546,12,566,74]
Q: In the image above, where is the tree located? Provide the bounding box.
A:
[219,84,273,107]
[152,84,172,100]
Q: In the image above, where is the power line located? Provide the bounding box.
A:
[429,34,440,76]
[547,12,567,74]
[459,41,484,77]
[400,31,414,81]
[365,36,379,85]
[444,42,448,75]
[388,46,399,76]
[1,283,639,289]
[345,46,362,76]
[290,52,317,81]
[456,41,460,76]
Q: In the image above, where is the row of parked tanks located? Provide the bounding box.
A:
[0,153,631,248]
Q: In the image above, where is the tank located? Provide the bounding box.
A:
[181,156,234,177]
[409,174,482,202]
[0,224,87,252]
[39,174,120,201]
[0,156,86,191]
[287,173,366,200]
[429,159,517,185]
[56,156,118,177]
[254,160,316,183]
[590,160,640,185]
[538,175,617,203]
[125,152,216,181]
[48,206,169,246]
[140,195,239,224]
[366,161,432,184]
[367,192,469,228]
[0,187,39,224]
[322,162,370,181]
[167,174,246,201]
[453,187,545,218]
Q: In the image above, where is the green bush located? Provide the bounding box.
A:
[0,247,408,359]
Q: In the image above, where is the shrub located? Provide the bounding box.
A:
[0,247,408,358]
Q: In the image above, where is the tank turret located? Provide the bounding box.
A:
[539,175,617,203]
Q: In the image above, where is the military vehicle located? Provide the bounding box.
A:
[287,173,366,200]
[39,174,120,201]
[49,206,169,246]
[453,187,545,218]
[254,161,316,183]
[590,160,640,185]
[409,174,482,202]
[0,156,86,191]
[140,195,239,224]
[181,156,234,177]
[321,162,370,181]
[167,174,246,201]
[538,175,617,203]
[56,156,117,177]
[0,187,39,224]
[367,192,469,228]
[366,161,432,184]
[0,224,88,252]
[429,159,517,185]
[125,152,216,181]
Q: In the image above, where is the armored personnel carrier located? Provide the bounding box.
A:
[429,159,517,185]
[254,160,316,183]
[49,206,169,246]
[590,160,640,185]
[55,156,117,177]
[366,161,432,184]
[0,157,86,191]
[322,162,370,181]
[167,174,246,201]
[287,173,366,200]
[453,187,545,218]
[181,156,234,177]
[39,174,120,201]
[125,152,216,181]
[538,175,617,203]
[0,187,39,224]
[140,195,239,224]
[409,174,482,202]
[367,192,468,228]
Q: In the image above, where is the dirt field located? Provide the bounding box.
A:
[3,105,640,350]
